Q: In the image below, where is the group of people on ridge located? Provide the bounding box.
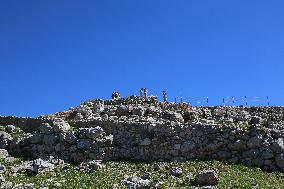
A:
[139,88,148,98]
[111,88,168,102]
[140,88,167,102]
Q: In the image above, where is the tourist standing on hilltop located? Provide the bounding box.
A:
[163,90,167,102]
[140,88,144,97]
[143,88,148,97]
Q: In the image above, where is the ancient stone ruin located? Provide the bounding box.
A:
[1,95,284,172]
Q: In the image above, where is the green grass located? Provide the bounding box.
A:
[2,159,284,189]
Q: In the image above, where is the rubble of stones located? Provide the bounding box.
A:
[0,95,284,187]
[122,167,219,188]
[0,147,70,188]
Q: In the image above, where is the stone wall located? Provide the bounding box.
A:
[8,118,284,172]
[0,116,45,132]
[2,96,284,172]
[74,118,284,171]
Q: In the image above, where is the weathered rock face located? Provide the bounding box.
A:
[1,96,284,172]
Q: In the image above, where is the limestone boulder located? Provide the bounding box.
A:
[146,106,159,116]
[194,170,219,186]
[11,158,55,175]
[0,164,6,174]
[161,110,184,122]
[0,131,12,149]
[0,175,5,185]
[76,105,93,118]
[0,149,9,159]
[272,138,284,153]
[171,167,183,176]
[85,127,105,139]
[181,140,196,154]
[231,139,246,151]
[247,134,263,148]
[242,149,259,159]
[74,113,84,120]
[4,125,16,133]
[78,160,105,172]
[261,149,274,160]
[132,106,145,116]
[275,153,284,168]
[53,121,71,133]
[77,139,93,150]
[65,133,77,144]
[250,116,264,125]
[93,102,104,114]
[116,105,131,116]
[122,175,151,189]
[233,111,251,121]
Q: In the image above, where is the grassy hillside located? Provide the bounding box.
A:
[2,159,284,188]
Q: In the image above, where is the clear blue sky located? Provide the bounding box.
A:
[0,1,284,117]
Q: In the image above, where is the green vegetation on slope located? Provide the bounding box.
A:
[3,159,284,188]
